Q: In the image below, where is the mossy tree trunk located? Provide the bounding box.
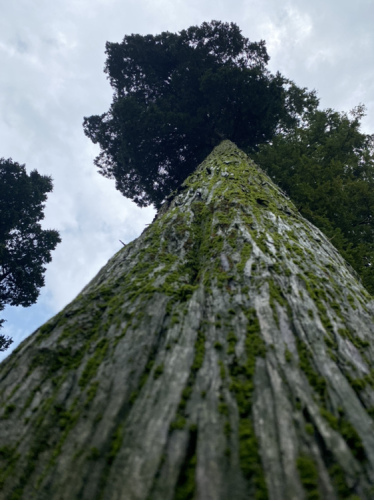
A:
[1,141,374,499]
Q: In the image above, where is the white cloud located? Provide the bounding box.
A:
[260,4,313,59]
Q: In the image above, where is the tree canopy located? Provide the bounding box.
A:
[83,20,318,208]
[254,106,374,293]
[0,158,61,351]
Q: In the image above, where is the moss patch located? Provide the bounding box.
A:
[170,330,206,431]
[79,338,109,388]
[174,427,198,500]
[228,309,268,499]
[296,455,320,500]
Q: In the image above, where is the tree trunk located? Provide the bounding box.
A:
[1,141,374,500]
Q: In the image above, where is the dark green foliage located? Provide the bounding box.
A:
[83,20,318,208]
[0,158,61,349]
[254,107,374,293]
[0,312,12,352]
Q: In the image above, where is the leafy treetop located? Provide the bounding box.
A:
[84,20,318,208]
[0,158,61,351]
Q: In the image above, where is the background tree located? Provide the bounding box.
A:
[0,307,12,352]
[83,20,318,208]
[254,106,374,293]
[0,158,61,351]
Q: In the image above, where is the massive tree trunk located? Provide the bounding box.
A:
[1,141,374,500]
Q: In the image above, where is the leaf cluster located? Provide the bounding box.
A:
[0,158,61,349]
[84,21,318,208]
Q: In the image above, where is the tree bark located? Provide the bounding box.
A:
[1,141,374,499]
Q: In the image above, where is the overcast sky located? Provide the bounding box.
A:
[1,0,373,361]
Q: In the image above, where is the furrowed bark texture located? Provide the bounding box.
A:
[1,141,374,500]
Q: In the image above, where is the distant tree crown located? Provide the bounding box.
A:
[83,20,318,208]
[0,158,61,351]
